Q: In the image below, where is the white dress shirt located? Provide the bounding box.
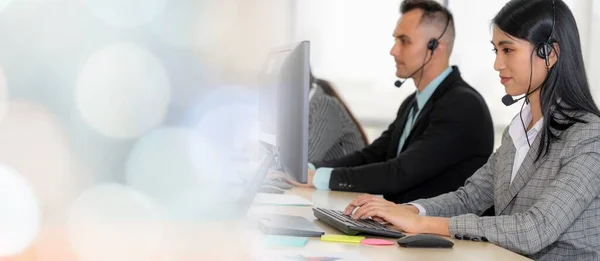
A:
[410,104,543,215]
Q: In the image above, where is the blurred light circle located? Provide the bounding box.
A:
[76,43,171,139]
[84,0,168,28]
[0,66,7,124]
[188,97,260,215]
[149,4,195,48]
[190,87,258,149]
[190,102,258,178]
[0,164,41,257]
[193,0,239,49]
[150,0,238,49]
[0,0,12,14]
[67,183,163,261]
[125,127,211,213]
[0,100,72,212]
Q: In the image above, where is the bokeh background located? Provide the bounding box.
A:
[0,0,598,260]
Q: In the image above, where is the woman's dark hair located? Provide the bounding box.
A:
[310,72,369,145]
[493,0,600,160]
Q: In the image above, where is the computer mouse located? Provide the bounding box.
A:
[397,234,454,248]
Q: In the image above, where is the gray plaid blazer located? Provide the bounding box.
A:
[413,113,600,260]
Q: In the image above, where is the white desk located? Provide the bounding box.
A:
[246,187,532,261]
[10,187,531,261]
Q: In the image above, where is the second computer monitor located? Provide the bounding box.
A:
[259,41,310,183]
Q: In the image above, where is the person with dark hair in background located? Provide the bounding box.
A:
[344,0,600,259]
[287,0,494,205]
[308,71,368,162]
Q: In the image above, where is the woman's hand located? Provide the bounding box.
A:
[344,194,419,215]
[343,194,449,236]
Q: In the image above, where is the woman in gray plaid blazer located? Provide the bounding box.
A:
[343,0,600,260]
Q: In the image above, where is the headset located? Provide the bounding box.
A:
[426,17,448,54]
[537,0,556,68]
[502,0,557,148]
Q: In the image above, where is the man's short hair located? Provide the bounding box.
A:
[400,0,455,53]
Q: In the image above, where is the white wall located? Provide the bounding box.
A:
[587,1,600,102]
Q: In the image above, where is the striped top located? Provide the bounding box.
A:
[308,85,366,162]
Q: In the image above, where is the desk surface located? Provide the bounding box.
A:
[8,187,531,261]
[246,187,532,261]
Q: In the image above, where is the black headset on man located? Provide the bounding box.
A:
[394,11,452,88]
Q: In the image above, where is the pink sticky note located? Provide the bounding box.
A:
[361,238,395,246]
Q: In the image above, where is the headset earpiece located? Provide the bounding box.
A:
[427,39,439,51]
[536,43,552,60]
[536,0,556,68]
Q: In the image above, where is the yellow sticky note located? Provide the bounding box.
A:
[320,234,365,244]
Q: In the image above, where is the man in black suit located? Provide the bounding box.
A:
[289,0,494,204]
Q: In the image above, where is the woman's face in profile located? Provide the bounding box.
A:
[491,26,552,97]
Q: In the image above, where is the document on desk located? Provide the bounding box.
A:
[253,193,313,206]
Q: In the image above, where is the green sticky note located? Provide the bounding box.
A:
[263,235,309,247]
[320,234,365,244]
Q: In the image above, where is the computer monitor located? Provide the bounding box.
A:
[258,41,310,183]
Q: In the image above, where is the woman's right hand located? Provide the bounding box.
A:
[343,194,419,215]
[343,194,423,233]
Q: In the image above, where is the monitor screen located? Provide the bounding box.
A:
[258,51,289,146]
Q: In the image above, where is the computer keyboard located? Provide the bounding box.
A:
[313,208,406,238]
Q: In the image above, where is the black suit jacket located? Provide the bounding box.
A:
[313,66,494,203]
